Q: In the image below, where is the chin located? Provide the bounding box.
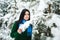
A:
[26,19,28,20]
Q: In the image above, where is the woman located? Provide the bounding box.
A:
[10,9,33,40]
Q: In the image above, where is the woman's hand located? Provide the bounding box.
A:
[17,29,22,34]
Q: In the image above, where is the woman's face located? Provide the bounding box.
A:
[24,11,30,21]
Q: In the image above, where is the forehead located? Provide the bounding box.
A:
[25,11,29,14]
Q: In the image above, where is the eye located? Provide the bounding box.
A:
[25,13,29,15]
[27,14,29,15]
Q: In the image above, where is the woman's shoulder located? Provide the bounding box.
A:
[14,21,19,24]
[13,21,19,26]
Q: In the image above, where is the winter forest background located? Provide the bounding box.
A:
[0,0,60,40]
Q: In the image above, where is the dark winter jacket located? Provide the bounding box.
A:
[10,20,32,40]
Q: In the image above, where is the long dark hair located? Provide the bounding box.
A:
[17,9,30,24]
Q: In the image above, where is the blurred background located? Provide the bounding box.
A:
[0,0,60,40]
